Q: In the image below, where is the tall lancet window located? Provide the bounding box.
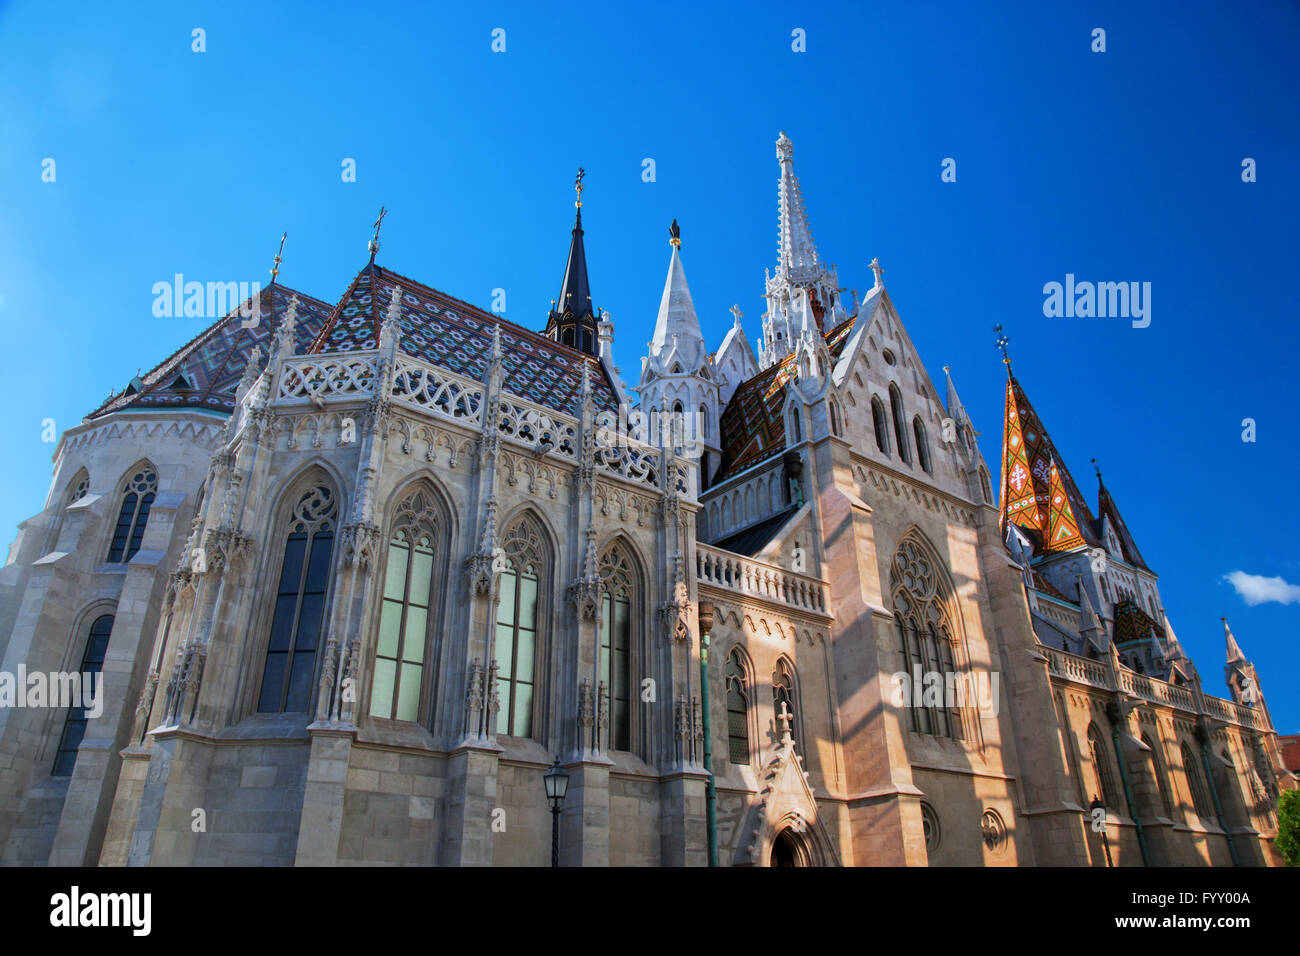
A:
[772,657,800,753]
[725,648,752,765]
[889,384,911,464]
[371,489,440,722]
[890,534,964,740]
[52,613,114,776]
[871,396,890,454]
[599,542,637,752]
[106,467,158,563]
[259,484,337,713]
[913,417,932,474]
[495,516,544,738]
[1181,743,1214,820]
[1087,722,1119,809]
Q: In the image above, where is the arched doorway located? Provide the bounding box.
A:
[770,828,801,867]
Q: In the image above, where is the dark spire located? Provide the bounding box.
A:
[544,168,598,355]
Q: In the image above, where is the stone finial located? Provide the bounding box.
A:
[869,257,884,287]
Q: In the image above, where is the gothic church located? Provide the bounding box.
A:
[0,133,1289,866]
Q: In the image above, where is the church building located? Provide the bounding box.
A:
[0,133,1289,866]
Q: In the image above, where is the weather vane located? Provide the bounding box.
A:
[994,324,1012,370]
[669,218,681,247]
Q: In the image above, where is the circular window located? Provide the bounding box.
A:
[882,349,896,366]
[921,802,941,853]
[980,809,1007,854]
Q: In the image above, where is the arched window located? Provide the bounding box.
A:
[562,327,574,348]
[889,385,911,464]
[871,396,890,454]
[830,400,842,437]
[788,403,802,442]
[1143,733,1174,816]
[725,648,752,765]
[371,489,440,722]
[106,468,158,563]
[52,613,114,776]
[890,535,964,739]
[599,542,638,752]
[1181,742,1214,820]
[772,657,800,753]
[258,483,337,713]
[1088,722,1119,809]
[913,416,932,474]
[699,403,708,440]
[496,515,545,738]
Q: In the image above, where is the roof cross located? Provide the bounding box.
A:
[777,701,793,740]
[994,324,1012,371]
[368,206,388,260]
[269,231,287,285]
[575,167,585,207]
[869,257,884,286]
[729,303,743,324]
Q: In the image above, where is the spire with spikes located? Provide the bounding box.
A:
[759,132,842,369]
[368,207,387,262]
[943,365,968,425]
[648,219,706,373]
[544,168,598,355]
[999,370,1090,554]
[1223,618,1266,712]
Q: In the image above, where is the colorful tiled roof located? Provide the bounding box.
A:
[1113,599,1165,645]
[999,373,1097,555]
[309,264,619,417]
[716,316,855,481]
[87,284,331,420]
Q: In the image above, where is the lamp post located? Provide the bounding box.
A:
[543,756,570,867]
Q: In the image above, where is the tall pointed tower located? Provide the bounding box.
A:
[758,132,846,369]
[544,168,599,355]
[1224,618,1268,716]
[637,220,722,485]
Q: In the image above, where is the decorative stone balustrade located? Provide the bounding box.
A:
[696,544,828,616]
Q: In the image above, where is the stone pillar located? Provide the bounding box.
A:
[440,744,501,866]
[294,728,354,865]
[558,760,610,867]
[659,769,709,865]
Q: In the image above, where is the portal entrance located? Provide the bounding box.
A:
[770,828,801,867]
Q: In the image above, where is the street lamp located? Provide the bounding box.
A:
[543,755,570,867]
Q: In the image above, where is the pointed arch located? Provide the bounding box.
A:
[913,416,932,474]
[1181,742,1214,820]
[772,654,803,754]
[871,395,890,454]
[725,644,756,767]
[889,384,911,464]
[495,510,553,740]
[889,529,965,740]
[368,480,452,723]
[1087,721,1119,809]
[106,460,159,563]
[599,534,646,753]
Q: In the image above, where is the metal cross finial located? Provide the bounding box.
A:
[575,167,585,207]
[368,206,388,260]
[270,231,287,284]
[1092,457,1102,480]
[994,324,1012,370]
[869,257,884,286]
[729,303,743,324]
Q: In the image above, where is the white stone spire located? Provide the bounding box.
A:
[649,241,705,372]
[760,132,844,369]
[776,132,821,280]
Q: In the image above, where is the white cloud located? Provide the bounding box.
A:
[1224,571,1300,607]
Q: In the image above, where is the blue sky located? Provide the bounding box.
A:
[1,1,1296,731]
